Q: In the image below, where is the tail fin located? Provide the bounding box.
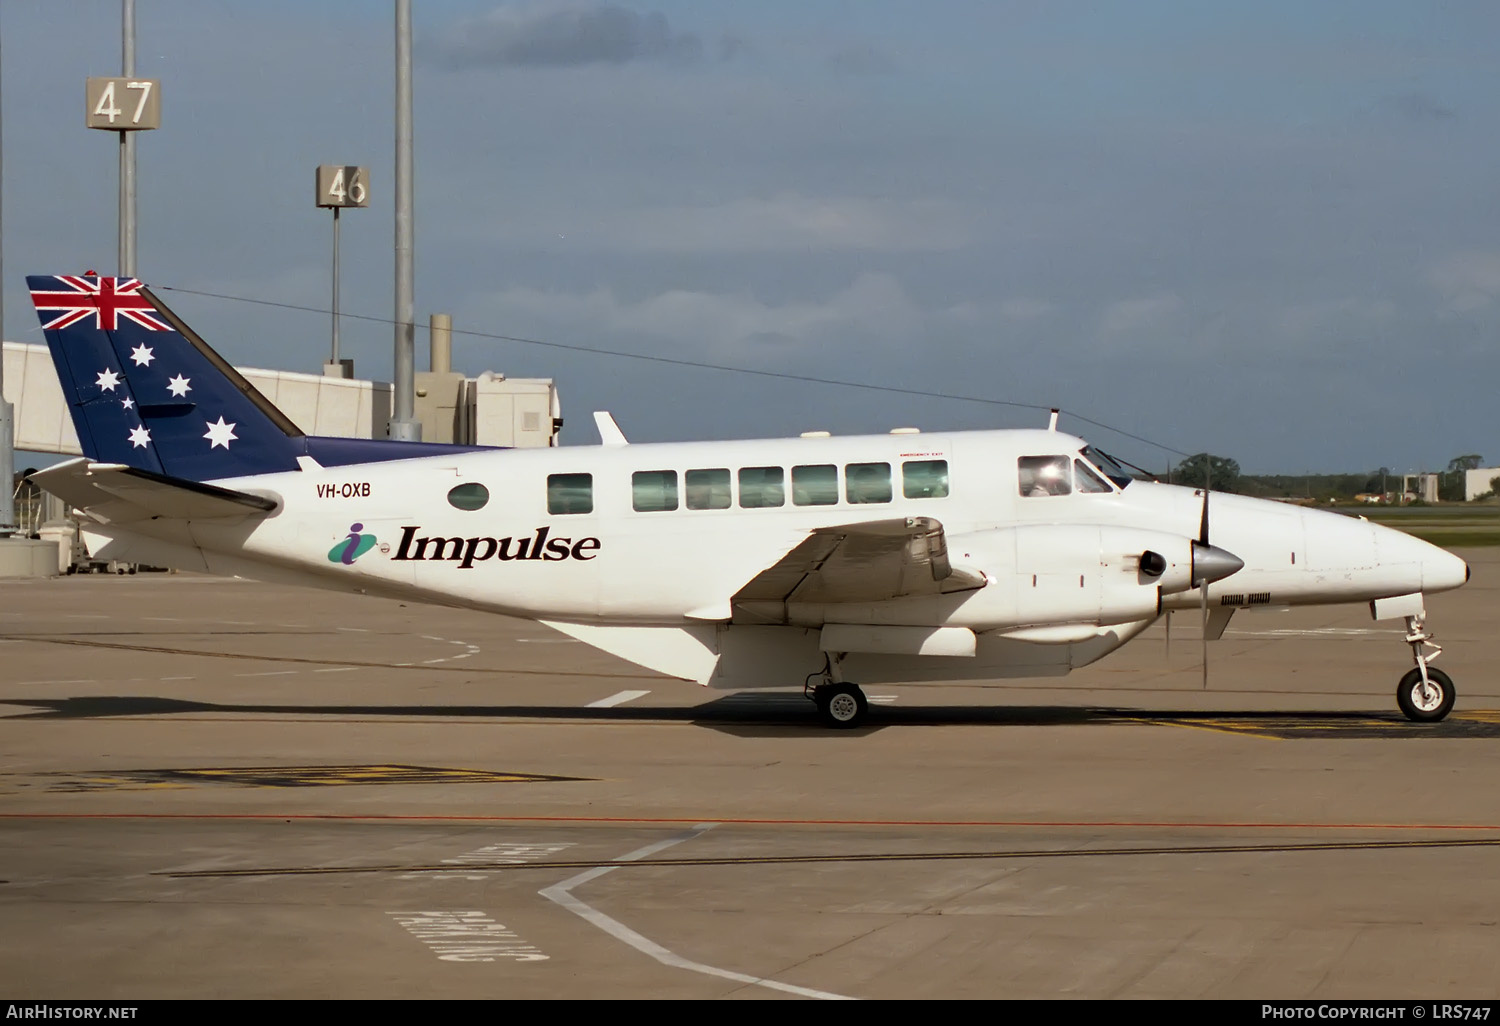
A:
[28,274,304,480]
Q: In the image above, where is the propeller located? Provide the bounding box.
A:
[1196,464,1213,689]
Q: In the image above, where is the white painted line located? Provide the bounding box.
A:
[314,667,357,673]
[1226,627,1395,638]
[539,825,854,1001]
[143,616,182,622]
[237,670,297,678]
[12,679,95,686]
[159,676,196,681]
[422,658,448,664]
[336,627,371,633]
[587,690,651,709]
[215,620,255,626]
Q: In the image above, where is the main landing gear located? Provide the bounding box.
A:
[1396,614,1455,722]
[806,654,868,729]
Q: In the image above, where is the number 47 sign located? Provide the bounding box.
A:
[86,77,161,130]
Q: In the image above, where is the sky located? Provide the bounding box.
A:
[3,0,1499,475]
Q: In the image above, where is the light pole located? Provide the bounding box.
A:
[315,166,369,378]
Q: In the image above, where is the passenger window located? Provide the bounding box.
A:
[632,470,679,512]
[1018,456,1071,497]
[902,459,949,499]
[793,464,838,506]
[738,467,785,508]
[845,462,892,504]
[1074,459,1113,494]
[686,468,731,510]
[547,473,593,515]
[447,482,489,511]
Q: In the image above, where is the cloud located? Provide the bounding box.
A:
[466,272,939,356]
[425,3,702,70]
[1272,298,1395,341]
[1099,293,1183,336]
[1430,251,1500,311]
[998,299,1056,321]
[827,43,898,77]
[481,193,970,253]
[1381,91,1455,122]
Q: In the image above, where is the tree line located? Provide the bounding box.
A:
[1162,453,1489,502]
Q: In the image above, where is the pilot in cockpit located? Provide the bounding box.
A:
[1018,456,1072,497]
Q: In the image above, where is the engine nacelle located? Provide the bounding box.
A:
[947,524,1201,628]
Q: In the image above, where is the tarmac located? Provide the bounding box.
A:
[2,550,1498,1000]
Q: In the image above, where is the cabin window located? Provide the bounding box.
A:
[902,459,950,499]
[686,468,731,510]
[793,464,839,506]
[632,470,679,512]
[547,473,593,514]
[738,467,785,508]
[1074,459,1112,494]
[447,482,490,511]
[1018,455,1071,497]
[845,462,892,504]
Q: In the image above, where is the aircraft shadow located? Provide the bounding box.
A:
[0,694,1445,739]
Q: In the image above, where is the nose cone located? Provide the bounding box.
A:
[1192,541,1244,584]
[1422,544,1469,594]
[1374,525,1469,594]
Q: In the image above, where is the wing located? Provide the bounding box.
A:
[30,457,278,524]
[732,516,986,622]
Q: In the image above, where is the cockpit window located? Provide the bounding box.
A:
[1074,459,1113,493]
[1081,446,1133,488]
[1018,455,1071,497]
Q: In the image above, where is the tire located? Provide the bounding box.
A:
[1396,667,1455,722]
[816,683,868,729]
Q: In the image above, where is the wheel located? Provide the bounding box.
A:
[1396,667,1455,722]
[815,683,868,729]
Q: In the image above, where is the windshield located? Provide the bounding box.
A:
[1080,446,1132,489]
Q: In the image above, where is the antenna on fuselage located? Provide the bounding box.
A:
[1047,408,1059,431]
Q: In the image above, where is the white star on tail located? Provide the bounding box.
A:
[130,344,155,367]
[121,397,135,410]
[167,374,192,397]
[95,369,120,392]
[203,416,237,449]
[127,425,151,449]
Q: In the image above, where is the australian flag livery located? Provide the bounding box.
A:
[28,274,490,483]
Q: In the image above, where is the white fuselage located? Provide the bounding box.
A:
[79,428,1468,688]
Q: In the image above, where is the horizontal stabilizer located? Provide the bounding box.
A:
[30,457,278,524]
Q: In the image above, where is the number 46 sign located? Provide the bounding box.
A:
[316,166,370,209]
[85,77,161,130]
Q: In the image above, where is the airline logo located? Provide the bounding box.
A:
[392,526,600,569]
[329,523,379,565]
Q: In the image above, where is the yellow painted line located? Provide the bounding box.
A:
[1135,718,1283,740]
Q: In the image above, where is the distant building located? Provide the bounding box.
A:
[1465,467,1500,501]
[1402,473,1439,504]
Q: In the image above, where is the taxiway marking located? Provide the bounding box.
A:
[539,824,854,1001]
[587,690,651,708]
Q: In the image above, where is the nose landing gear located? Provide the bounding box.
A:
[1396,614,1455,722]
